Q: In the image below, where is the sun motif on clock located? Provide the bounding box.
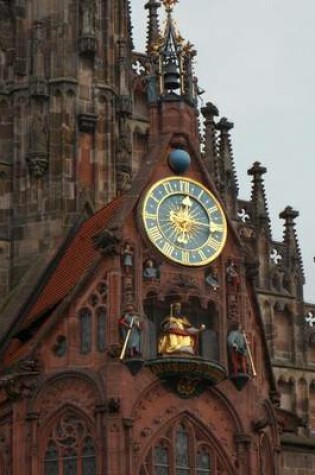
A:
[141,177,227,266]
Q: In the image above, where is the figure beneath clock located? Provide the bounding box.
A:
[158,302,205,356]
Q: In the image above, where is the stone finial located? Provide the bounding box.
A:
[216,117,234,133]
[201,102,219,122]
[247,161,267,181]
[279,206,299,224]
[145,0,161,53]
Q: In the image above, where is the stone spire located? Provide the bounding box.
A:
[248,162,271,236]
[145,0,161,53]
[201,102,220,183]
[127,0,134,50]
[216,117,239,215]
[279,206,304,290]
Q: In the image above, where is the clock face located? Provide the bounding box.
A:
[141,177,227,266]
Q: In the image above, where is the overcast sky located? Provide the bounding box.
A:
[131,0,315,303]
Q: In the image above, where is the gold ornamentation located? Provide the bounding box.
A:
[163,0,179,11]
[141,177,227,266]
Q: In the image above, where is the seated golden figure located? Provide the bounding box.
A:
[158,303,205,356]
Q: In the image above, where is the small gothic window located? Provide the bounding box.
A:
[63,448,77,474]
[197,447,212,474]
[175,425,189,474]
[96,306,106,352]
[154,442,169,475]
[44,441,58,475]
[80,308,92,354]
[82,437,96,475]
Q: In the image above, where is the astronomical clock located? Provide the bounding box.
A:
[141,177,227,266]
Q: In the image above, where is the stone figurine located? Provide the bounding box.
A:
[227,324,248,374]
[119,304,142,358]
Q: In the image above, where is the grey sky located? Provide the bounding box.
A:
[131,0,315,303]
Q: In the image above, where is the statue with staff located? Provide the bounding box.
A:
[227,323,257,377]
[119,304,142,360]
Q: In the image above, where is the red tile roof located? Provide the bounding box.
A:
[23,196,124,329]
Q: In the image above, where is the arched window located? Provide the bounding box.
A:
[82,437,96,474]
[43,413,96,475]
[175,424,189,473]
[154,441,170,475]
[197,447,212,474]
[144,420,221,475]
[80,308,92,354]
[96,306,107,352]
[44,441,58,475]
[78,279,108,354]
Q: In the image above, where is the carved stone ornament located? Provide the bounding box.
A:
[25,151,49,178]
[145,356,226,399]
[93,226,122,255]
[78,35,97,56]
[0,375,39,401]
[117,167,132,193]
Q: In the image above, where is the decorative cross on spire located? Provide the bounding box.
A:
[270,248,282,265]
[238,209,250,223]
[132,60,145,76]
[305,311,315,327]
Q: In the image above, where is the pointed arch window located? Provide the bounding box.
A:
[78,278,108,355]
[96,306,107,352]
[154,440,170,475]
[197,447,212,474]
[80,307,92,354]
[82,437,96,474]
[43,413,96,475]
[175,424,189,474]
[44,441,58,475]
[142,419,225,475]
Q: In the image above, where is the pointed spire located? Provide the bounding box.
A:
[201,102,220,183]
[279,206,305,293]
[145,0,161,53]
[248,162,271,235]
[127,0,134,50]
[215,117,239,214]
[279,206,299,250]
[146,0,199,104]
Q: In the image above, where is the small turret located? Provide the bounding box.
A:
[279,206,304,296]
[248,161,270,237]
[201,102,219,182]
[216,117,239,215]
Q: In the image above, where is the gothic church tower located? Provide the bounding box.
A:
[0,0,134,299]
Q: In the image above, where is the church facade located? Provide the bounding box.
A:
[0,0,314,474]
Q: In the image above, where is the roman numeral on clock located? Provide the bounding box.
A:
[162,242,174,257]
[147,226,162,243]
[208,236,220,251]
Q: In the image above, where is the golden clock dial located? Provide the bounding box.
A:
[141,177,227,266]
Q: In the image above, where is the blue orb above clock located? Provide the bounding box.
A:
[168,149,191,174]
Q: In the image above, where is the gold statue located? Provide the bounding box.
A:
[158,303,205,356]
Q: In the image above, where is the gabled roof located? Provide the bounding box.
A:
[23,196,125,328]
[0,196,124,354]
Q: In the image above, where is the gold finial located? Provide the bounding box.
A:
[163,0,179,12]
